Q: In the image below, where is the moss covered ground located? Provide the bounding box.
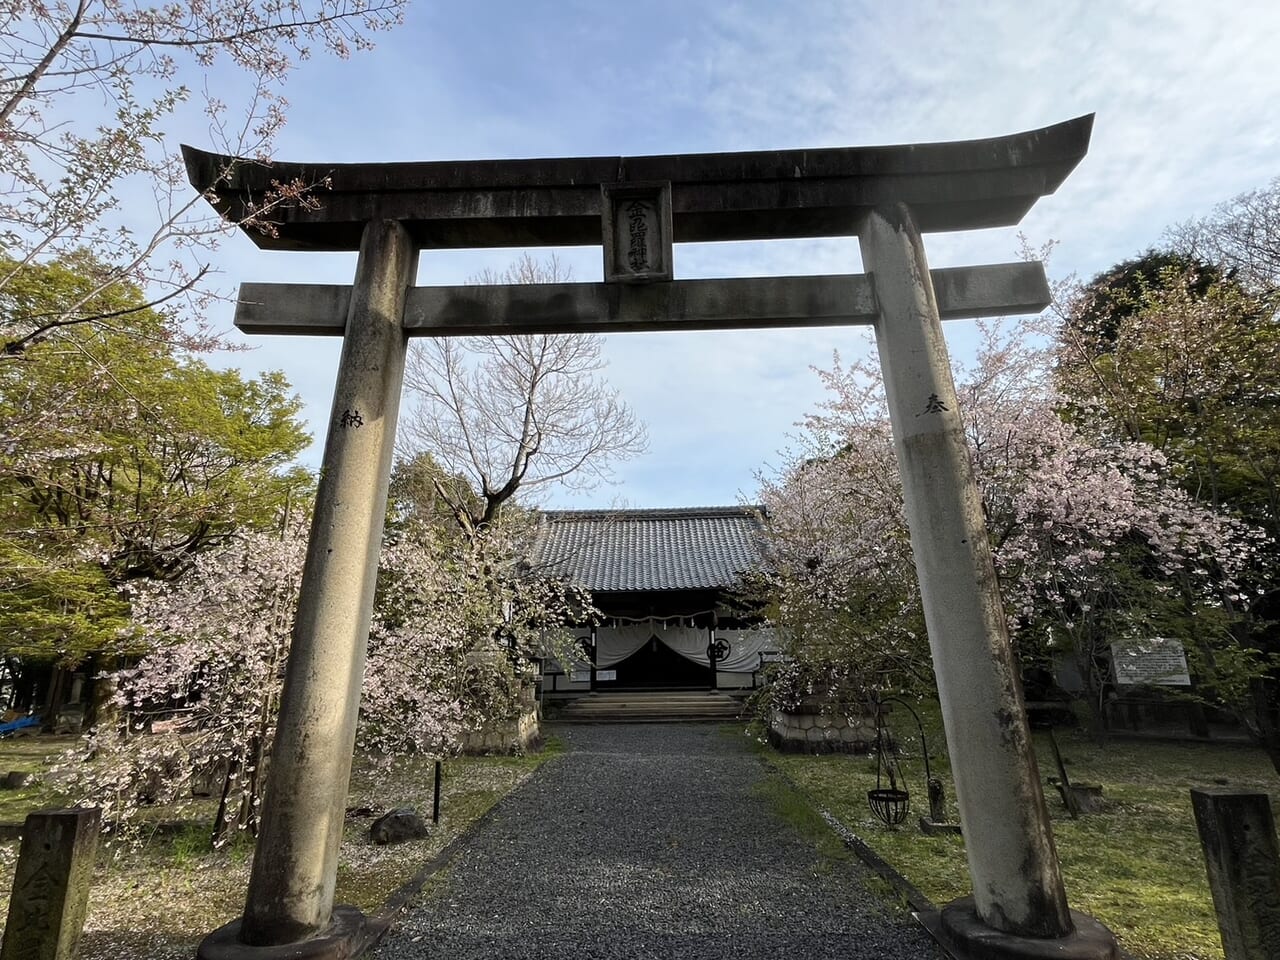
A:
[760,714,1273,960]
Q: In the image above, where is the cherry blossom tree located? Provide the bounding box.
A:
[1057,253,1280,760]
[963,318,1263,727]
[57,497,590,843]
[1,0,404,357]
[757,369,925,713]
[55,520,307,841]
[363,515,590,764]
[759,313,1265,735]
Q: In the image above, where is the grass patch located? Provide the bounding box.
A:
[334,746,560,914]
[752,767,850,867]
[762,711,1273,960]
[0,733,78,823]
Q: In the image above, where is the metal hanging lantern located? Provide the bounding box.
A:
[867,704,911,826]
[881,696,960,833]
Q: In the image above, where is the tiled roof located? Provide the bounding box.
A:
[529,506,766,592]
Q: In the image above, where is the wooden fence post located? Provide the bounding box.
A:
[1191,788,1280,960]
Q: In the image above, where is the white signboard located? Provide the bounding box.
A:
[1112,637,1192,686]
[569,670,591,683]
[596,670,617,682]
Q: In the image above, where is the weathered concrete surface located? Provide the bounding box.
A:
[230,220,415,949]
[0,807,100,960]
[859,203,1074,940]
[234,262,1051,337]
[935,899,1119,960]
[184,115,1093,251]
[1191,788,1280,960]
[198,906,374,960]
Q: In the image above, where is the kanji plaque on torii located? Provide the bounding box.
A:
[601,181,672,282]
[185,116,1119,960]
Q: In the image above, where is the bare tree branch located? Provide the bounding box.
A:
[400,254,648,533]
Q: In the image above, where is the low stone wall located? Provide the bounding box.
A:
[460,709,541,755]
[768,706,877,754]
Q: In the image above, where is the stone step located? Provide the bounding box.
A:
[562,706,740,717]
[553,691,743,723]
[560,696,737,708]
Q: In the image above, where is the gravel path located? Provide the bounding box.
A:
[374,723,942,960]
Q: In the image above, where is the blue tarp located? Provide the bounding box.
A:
[0,716,40,737]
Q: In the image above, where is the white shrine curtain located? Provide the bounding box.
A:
[594,625,654,667]
[595,623,776,673]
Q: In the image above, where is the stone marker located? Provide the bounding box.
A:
[1191,788,1280,960]
[0,807,100,960]
[920,777,963,836]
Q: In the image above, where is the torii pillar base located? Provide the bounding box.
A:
[197,906,383,960]
[922,898,1119,960]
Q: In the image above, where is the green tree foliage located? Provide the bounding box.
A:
[1058,242,1280,766]
[1061,250,1226,360]
[1059,255,1280,524]
[386,452,485,542]
[0,547,132,667]
[0,253,311,678]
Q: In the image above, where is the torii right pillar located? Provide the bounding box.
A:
[860,203,1119,960]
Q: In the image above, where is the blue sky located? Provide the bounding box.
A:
[196,0,1280,510]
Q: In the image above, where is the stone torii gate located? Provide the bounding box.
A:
[186,116,1118,960]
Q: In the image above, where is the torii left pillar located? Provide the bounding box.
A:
[199,220,415,959]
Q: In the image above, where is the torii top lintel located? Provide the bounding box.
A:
[183,115,1093,253]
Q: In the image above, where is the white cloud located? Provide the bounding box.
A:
[187,0,1280,508]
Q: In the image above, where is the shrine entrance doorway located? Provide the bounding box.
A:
[603,638,707,689]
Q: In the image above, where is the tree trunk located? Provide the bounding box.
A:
[1249,674,1280,778]
[12,661,42,713]
[212,756,243,847]
[240,731,269,837]
[40,666,68,733]
[81,660,101,730]
[0,657,20,711]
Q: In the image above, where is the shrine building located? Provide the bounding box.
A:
[528,506,778,695]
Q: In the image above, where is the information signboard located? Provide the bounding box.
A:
[1112,637,1192,686]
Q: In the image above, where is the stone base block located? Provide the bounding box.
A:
[460,710,541,755]
[767,709,874,755]
[919,816,962,836]
[197,905,382,960]
[929,897,1119,960]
